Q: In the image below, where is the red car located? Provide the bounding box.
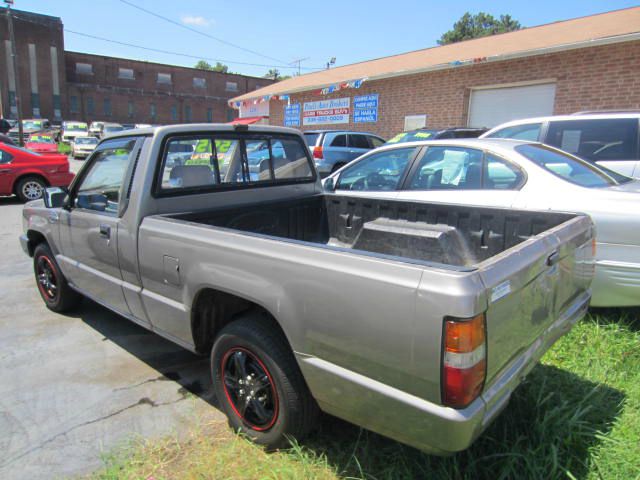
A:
[0,142,74,202]
[25,133,59,154]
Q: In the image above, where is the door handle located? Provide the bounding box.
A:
[99,224,111,239]
[547,251,560,267]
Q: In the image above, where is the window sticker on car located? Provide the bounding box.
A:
[491,280,511,303]
[387,133,407,144]
[414,132,432,139]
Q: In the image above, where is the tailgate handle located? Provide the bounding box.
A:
[547,251,560,267]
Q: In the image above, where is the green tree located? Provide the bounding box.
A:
[194,60,229,73]
[438,12,522,45]
[263,68,291,81]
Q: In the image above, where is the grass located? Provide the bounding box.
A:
[88,310,640,480]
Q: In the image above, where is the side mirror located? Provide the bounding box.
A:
[76,192,108,211]
[43,187,68,208]
[323,176,337,192]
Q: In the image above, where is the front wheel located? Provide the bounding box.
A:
[16,176,46,202]
[33,243,82,312]
[211,313,318,450]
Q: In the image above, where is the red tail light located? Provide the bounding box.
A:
[442,314,486,408]
[313,146,323,159]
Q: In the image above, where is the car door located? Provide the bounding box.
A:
[322,133,352,169]
[544,118,639,177]
[0,148,15,195]
[332,146,419,199]
[57,136,142,318]
[395,146,523,207]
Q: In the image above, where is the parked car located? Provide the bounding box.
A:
[303,130,385,175]
[20,124,593,455]
[481,112,640,177]
[25,133,59,154]
[99,123,125,139]
[134,123,152,129]
[0,142,74,201]
[89,121,105,137]
[71,136,99,159]
[386,127,487,145]
[61,121,89,143]
[324,137,638,306]
[9,118,53,144]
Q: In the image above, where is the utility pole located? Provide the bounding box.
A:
[6,2,24,145]
[289,57,309,76]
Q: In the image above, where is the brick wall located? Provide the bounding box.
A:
[268,41,640,139]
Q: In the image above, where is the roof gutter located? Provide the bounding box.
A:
[231,32,640,101]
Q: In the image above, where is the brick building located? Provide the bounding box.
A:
[0,8,273,124]
[231,7,640,138]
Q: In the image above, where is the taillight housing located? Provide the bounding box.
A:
[312,146,324,159]
[442,314,487,409]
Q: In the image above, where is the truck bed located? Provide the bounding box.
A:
[170,194,576,269]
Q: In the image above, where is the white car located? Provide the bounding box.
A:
[61,121,89,143]
[71,136,99,159]
[89,121,104,137]
[324,138,640,307]
[481,112,640,178]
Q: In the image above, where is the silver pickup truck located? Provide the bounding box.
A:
[20,125,594,455]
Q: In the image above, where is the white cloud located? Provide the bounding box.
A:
[181,15,213,27]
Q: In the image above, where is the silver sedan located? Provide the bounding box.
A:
[324,138,640,307]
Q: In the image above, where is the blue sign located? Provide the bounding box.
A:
[353,94,379,123]
[284,103,301,127]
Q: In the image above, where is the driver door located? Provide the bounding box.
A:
[57,137,141,317]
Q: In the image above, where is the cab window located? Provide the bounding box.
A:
[336,148,416,191]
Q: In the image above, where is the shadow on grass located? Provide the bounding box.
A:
[302,364,624,480]
[588,307,640,332]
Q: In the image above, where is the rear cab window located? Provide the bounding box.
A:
[157,132,315,195]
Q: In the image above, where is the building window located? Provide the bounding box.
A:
[157,73,172,85]
[119,67,135,80]
[76,62,93,75]
[193,77,206,88]
[207,108,213,122]
[70,95,79,113]
[104,98,112,116]
[225,81,238,92]
[86,97,95,115]
[31,93,40,116]
[171,105,177,121]
[150,103,157,120]
[128,101,135,118]
[184,105,192,122]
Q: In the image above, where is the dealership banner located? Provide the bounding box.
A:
[284,103,301,127]
[303,97,350,125]
[353,94,378,123]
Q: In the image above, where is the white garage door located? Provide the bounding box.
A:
[468,83,556,128]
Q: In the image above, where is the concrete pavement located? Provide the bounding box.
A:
[0,189,224,478]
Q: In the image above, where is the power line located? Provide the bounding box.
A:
[65,29,321,71]
[118,0,293,66]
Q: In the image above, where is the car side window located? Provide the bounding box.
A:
[75,138,137,214]
[407,146,483,190]
[368,136,385,148]
[546,119,639,161]
[336,147,416,191]
[0,150,12,164]
[348,134,371,149]
[484,153,524,190]
[330,134,347,147]
[487,123,542,141]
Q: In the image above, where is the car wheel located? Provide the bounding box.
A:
[331,162,346,174]
[33,243,82,312]
[16,176,46,202]
[211,313,319,450]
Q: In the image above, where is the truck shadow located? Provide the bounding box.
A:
[588,306,640,332]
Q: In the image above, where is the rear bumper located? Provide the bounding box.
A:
[591,259,640,307]
[298,290,590,454]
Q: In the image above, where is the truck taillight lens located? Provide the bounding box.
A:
[442,314,486,409]
[313,146,323,159]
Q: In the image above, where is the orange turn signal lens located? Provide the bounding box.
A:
[444,314,486,354]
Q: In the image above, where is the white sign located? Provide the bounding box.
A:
[303,97,350,126]
[239,101,269,118]
[404,114,427,131]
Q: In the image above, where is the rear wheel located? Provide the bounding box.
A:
[16,176,47,202]
[33,243,81,312]
[211,313,318,450]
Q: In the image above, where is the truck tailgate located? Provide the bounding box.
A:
[478,215,594,386]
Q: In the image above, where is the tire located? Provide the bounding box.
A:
[211,313,319,450]
[16,176,47,202]
[330,162,346,174]
[33,243,82,312]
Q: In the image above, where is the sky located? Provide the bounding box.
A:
[5,0,639,78]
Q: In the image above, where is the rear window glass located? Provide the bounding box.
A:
[330,134,347,147]
[348,134,370,149]
[303,133,320,146]
[385,130,438,145]
[546,119,639,161]
[515,144,619,188]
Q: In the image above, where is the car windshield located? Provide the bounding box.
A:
[22,120,43,129]
[385,130,439,145]
[515,144,631,187]
[29,135,54,143]
[65,123,87,131]
[75,137,98,145]
[303,133,320,146]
